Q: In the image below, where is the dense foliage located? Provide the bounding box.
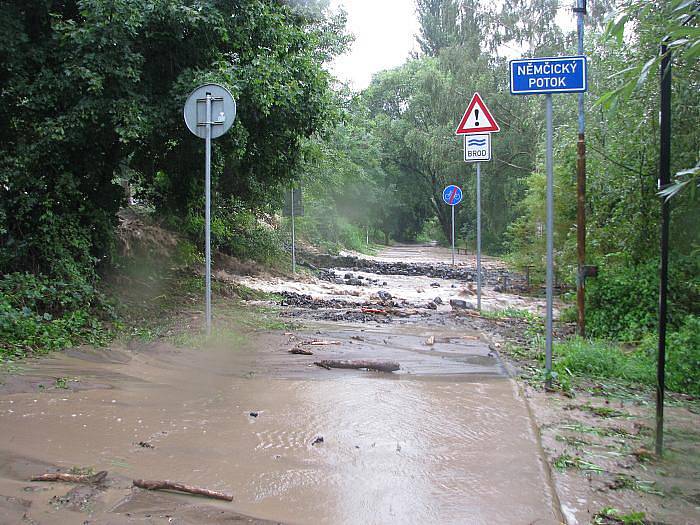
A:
[0,0,347,354]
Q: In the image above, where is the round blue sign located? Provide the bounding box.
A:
[442,185,463,206]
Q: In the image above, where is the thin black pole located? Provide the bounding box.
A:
[656,43,672,456]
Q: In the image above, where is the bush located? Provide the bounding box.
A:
[642,315,700,396]
[554,316,700,396]
[554,338,654,386]
[182,200,285,267]
[0,273,109,357]
[586,257,699,341]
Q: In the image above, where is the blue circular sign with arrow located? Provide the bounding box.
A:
[442,185,463,206]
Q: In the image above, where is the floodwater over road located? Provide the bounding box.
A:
[0,244,563,524]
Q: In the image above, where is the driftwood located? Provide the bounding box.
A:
[314,359,400,373]
[361,308,388,315]
[304,340,341,346]
[289,347,313,355]
[133,479,233,501]
[31,471,108,485]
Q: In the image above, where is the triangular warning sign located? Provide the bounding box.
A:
[455,92,500,135]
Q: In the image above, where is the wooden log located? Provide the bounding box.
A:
[361,308,388,315]
[133,479,233,501]
[31,471,108,485]
[314,360,400,373]
[289,347,313,355]
[305,340,341,346]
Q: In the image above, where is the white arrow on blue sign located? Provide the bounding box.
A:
[510,56,587,95]
[442,185,463,206]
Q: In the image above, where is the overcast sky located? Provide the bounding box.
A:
[327,1,578,91]
[329,0,420,90]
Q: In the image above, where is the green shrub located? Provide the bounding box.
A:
[586,257,699,341]
[641,315,700,396]
[554,317,700,396]
[0,273,109,357]
[182,200,285,266]
[554,338,654,386]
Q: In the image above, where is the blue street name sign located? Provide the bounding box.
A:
[510,56,587,95]
[442,185,463,206]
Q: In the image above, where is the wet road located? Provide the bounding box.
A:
[0,245,562,524]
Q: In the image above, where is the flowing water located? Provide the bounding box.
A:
[0,244,564,524]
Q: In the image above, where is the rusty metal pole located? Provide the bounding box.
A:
[574,0,587,337]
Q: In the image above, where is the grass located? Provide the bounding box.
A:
[552,453,605,473]
[559,422,638,439]
[609,474,664,496]
[593,507,647,525]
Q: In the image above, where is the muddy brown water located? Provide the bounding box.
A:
[0,318,563,524]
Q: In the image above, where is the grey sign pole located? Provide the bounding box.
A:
[291,189,296,275]
[183,83,236,337]
[476,162,482,310]
[204,94,212,335]
[451,204,456,266]
[545,94,554,389]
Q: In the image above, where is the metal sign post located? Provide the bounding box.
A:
[545,94,554,389]
[291,189,296,274]
[451,205,455,265]
[442,185,463,266]
[510,56,587,388]
[476,162,482,310]
[457,95,497,312]
[184,83,236,335]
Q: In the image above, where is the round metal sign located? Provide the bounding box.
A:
[183,83,236,139]
[442,185,463,206]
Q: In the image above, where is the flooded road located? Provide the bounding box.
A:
[0,244,563,524]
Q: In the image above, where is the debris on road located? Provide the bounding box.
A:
[133,479,233,501]
[314,360,400,373]
[289,347,314,355]
[31,471,108,485]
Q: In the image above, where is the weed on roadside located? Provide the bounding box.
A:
[593,507,647,525]
[607,474,664,496]
[552,453,605,473]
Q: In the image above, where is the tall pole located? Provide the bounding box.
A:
[291,188,296,275]
[545,94,554,390]
[476,162,482,310]
[575,0,587,337]
[204,93,212,335]
[656,44,672,456]
[451,204,455,266]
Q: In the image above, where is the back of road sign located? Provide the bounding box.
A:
[455,93,500,135]
[184,83,236,139]
[442,185,463,206]
[510,56,587,95]
[283,188,304,217]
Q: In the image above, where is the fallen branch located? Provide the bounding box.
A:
[31,471,108,485]
[305,340,341,346]
[361,308,388,315]
[289,347,313,355]
[133,479,233,501]
[314,360,400,373]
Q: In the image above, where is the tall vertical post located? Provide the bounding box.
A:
[656,44,672,456]
[451,204,455,266]
[545,94,554,389]
[575,0,587,337]
[204,93,212,335]
[291,188,297,275]
[476,162,482,310]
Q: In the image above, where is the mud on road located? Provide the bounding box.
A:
[0,244,697,524]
